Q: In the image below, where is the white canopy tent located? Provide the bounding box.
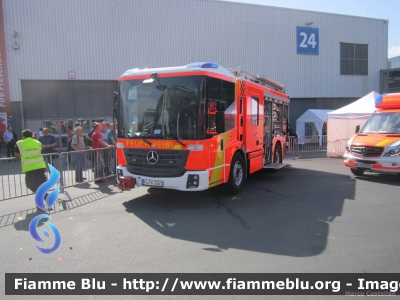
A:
[326,91,379,157]
[296,109,333,145]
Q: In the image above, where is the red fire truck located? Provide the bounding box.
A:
[115,62,290,193]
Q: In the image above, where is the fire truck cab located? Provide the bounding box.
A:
[344,93,400,176]
[115,62,290,193]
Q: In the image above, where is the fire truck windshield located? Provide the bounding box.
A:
[118,75,205,140]
[361,112,400,134]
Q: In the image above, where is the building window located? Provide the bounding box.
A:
[340,43,368,75]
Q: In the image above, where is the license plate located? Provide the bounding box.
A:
[142,179,164,187]
[356,162,371,169]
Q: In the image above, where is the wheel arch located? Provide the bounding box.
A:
[227,147,247,182]
[237,146,247,176]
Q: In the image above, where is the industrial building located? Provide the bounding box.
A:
[389,56,400,69]
[381,55,400,94]
[0,0,388,146]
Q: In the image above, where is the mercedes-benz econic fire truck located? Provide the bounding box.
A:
[344,93,400,176]
[115,62,290,193]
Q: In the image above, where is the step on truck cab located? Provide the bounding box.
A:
[344,93,400,176]
[115,62,290,193]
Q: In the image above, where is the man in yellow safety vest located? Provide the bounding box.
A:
[15,129,47,194]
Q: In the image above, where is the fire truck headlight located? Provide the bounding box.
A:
[384,145,400,157]
[188,144,204,151]
[186,174,200,188]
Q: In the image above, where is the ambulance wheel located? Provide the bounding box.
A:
[351,168,365,176]
[226,153,245,194]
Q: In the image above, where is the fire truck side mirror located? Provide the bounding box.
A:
[355,125,360,134]
[216,111,225,134]
[217,101,227,112]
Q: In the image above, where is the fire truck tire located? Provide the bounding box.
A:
[274,143,282,164]
[351,168,365,176]
[264,143,282,174]
[226,153,245,194]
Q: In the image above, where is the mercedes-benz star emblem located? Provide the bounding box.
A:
[361,147,368,154]
[147,151,159,164]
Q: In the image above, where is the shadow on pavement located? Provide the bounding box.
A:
[0,187,120,230]
[122,167,356,257]
[351,172,400,187]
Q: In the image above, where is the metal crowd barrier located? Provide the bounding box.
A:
[59,148,116,189]
[0,153,59,200]
[287,135,327,153]
[0,148,116,201]
[287,136,297,153]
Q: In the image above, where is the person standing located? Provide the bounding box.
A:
[91,123,114,184]
[15,129,47,198]
[38,128,44,138]
[71,126,87,183]
[66,125,73,141]
[100,122,109,143]
[100,122,111,174]
[107,123,118,175]
[39,127,58,165]
[3,126,16,158]
[86,122,96,147]
[107,123,117,147]
[86,122,96,170]
[12,130,18,144]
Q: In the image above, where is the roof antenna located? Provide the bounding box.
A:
[216,57,221,64]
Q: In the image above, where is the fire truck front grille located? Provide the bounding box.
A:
[124,148,189,177]
[351,146,384,157]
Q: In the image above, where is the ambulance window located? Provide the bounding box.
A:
[251,96,259,126]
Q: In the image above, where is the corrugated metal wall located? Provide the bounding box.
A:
[3,0,388,101]
[389,56,400,69]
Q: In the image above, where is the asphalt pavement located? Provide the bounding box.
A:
[1,154,400,299]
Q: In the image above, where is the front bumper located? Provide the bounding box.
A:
[343,152,400,173]
[116,166,209,191]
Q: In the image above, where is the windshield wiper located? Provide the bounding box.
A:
[175,139,186,147]
[168,137,186,147]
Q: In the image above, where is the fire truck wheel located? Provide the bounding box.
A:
[351,168,365,176]
[274,143,282,164]
[226,153,245,194]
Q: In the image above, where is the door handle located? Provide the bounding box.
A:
[256,140,260,145]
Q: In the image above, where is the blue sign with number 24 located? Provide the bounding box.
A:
[297,26,319,55]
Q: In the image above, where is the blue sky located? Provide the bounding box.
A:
[222,0,400,58]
